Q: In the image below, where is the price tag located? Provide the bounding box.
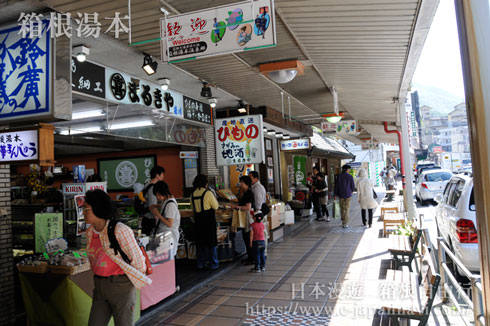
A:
[73,252,81,258]
[43,252,49,259]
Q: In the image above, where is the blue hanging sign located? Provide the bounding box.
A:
[0,21,51,121]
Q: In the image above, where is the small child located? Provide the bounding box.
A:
[250,212,266,272]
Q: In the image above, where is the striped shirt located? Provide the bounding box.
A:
[86,221,152,289]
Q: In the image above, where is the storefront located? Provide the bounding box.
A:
[280,132,355,203]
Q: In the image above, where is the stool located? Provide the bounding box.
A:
[380,206,399,221]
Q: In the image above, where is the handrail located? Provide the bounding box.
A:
[436,237,485,326]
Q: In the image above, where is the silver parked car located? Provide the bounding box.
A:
[435,173,478,278]
[415,169,452,205]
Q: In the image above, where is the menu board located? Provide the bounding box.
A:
[98,155,156,191]
[34,213,63,253]
[183,96,213,125]
[71,57,106,98]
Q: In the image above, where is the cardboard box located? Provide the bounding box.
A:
[270,226,283,242]
[285,211,295,225]
[268,211,281,230]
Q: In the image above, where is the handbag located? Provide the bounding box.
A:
[333,200,340,219]
[372,189,378,199]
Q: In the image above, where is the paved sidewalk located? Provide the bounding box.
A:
[139,192,468,326]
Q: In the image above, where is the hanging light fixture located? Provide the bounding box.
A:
[282,134,291,140]
[267,130,276,136]
[275,132,284,138]
[200,82,213,98]
[142,53,158,75]
[237,100,246,113]
[259,60,305,84]
[324,112,344,123]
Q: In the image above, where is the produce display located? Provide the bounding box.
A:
[17,251,89,275]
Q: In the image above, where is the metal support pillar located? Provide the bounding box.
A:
[399,101,416,220]
[455,0,490,324]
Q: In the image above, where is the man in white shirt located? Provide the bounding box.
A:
[249,171,266,214]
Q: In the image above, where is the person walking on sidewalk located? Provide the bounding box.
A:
[313,172,330,222]
[311,166,324,221]
[334,165,355,228]
[232,175,255,265]
[357,168,378,227]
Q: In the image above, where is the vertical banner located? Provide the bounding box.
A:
[215,114,264,166]
[293,156,307,186]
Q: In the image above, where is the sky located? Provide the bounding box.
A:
[412,0,465,98]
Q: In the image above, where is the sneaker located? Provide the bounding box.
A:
[315,217,325,221]
[250,267,261,273]
[261,268,266,272]
[326,218,331,222]
[342,224,349,228]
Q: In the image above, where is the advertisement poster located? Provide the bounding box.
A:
[34,213,63,253]
[229,164,254,191]
[280,139,310,151]
[215,114,265,166]
[98,155,156,191]
[74,195,86,235]
[321,121,337,133]
[293,156,307,186]
[336,120,358,135]
[161,0,276,62]
[0,130,39,163]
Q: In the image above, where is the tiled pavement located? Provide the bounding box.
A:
[139,191,469,326]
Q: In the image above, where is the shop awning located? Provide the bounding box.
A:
[310,133,355,160]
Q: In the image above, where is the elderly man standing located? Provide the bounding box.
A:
[334,165,355,228]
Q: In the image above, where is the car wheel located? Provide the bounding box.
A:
[446,240,469,284]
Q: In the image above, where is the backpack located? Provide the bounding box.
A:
[261,202,270,216]
[134,183,154,216]
[107,219,153,275]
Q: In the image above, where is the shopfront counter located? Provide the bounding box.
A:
[19,260,176,324]
[19,270,140,326]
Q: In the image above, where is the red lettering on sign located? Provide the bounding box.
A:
[231,125,244,141]
[217,126,230,142]
[245,124,259,139]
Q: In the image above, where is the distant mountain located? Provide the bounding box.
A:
[413,83,465,116]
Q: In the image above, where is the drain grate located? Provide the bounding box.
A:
[243,313,330,325]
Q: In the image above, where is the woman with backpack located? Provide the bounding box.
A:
[85,189,151,326]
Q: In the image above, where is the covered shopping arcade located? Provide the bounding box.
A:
[2,0,490,325]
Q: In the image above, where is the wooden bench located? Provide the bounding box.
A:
[388,228,423,272]
[383,212,406,237]
[380,206,399,221]
[381,256,441,326]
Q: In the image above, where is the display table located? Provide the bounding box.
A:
[19,270,140,326]
[140,259,176,310]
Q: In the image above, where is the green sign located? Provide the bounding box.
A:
[98,155,156,191]
[293,156,307,186]
[34,213,63,253]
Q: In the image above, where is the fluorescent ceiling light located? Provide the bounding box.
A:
[60,126,102,135]
[109,119,155,130]
[238,108,247,113]
[275,132,283,138]
[72,109,104,120]
[267,130,276,136]
[282,135,290,140]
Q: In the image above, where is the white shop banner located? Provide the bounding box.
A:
[215,114,264,166]
[321,121,337,133]
[0,130,38,162]
[161,0,276,62]
[105,67,184,118]
[336,120,359,135]
[280,139,310,151]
